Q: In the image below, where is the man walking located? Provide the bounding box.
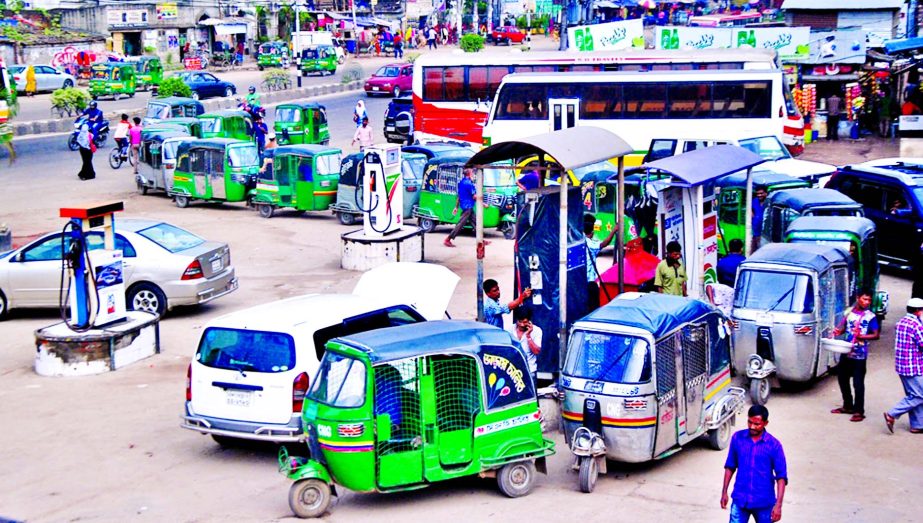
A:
[721,405,788,523]
[831,289,880,422]
[351,117,374,150]
[884,298,923,434]
[827,91,842,141]
[444,168,477,247]
[655,240,687,296]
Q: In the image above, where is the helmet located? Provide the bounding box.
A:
[248,86,256,94]
[89,101,98,109]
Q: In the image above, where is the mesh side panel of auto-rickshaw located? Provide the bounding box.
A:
[682,325,708,386]
[431,356,480,433]
[435,164,464,194]
[655,336,676,399]
[374,359,422,458]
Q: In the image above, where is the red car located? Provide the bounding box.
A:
[490,26,527,45]
[364,63,413,97]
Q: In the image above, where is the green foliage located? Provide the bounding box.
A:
[50,87,91,117]
[157,76,192,98]
[143,45,157,53]
[341,63,362,84]
[165,53,174,65]
[1,25,26,42]
[460,34,484,53]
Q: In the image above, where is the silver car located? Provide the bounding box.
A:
[9,65,76,92]
[0,219,237,319]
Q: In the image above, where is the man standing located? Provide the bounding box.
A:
[351,117,374,150]
[884,298,923,434]
[444,168,478,247]
[393,32,403,59]
[253,115,268,160]
[831,289,880,422]
[129,117,143,175]
[827,91,842,141]
[751,185,768,253]
[718,238,746,286]
[482,278,531,329]
[721,405,788,523]
[509,307,542,378]
[655,240,687,296]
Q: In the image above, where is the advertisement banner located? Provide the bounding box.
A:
[107,10,148,28]
[569,19,644,52]
[656,26,810,61]
[156,3,178,20]
[804,29,867,64]
[656,26,732,50]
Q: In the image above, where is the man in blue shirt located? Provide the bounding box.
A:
[751,185,768,253]
[82,101,104,139]
[444,168,478,247]
[721,405,788,523]
[482,278,531,329]
[718,238,746,286]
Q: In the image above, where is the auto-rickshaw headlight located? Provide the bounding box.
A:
[748,355,764,371]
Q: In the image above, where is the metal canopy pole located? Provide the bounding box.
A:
[617,156,625,295]
[558,161,568,372]
[744,167,753,256]
[476,167,485,322]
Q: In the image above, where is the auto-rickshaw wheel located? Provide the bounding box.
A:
[707,416,734,451]
[258,204,275,219]
[137,181,148,195]
[750,379,770,406]
[578,456,599,494]
[337,212,356,226]
[174,195,190,208]
[419,217,437,233]
[258,65,264,71]
[500,222,515,240]
[497,460,536,498]
[288,478,331,519]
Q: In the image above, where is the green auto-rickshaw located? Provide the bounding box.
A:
[785,215,888,316]
[198,110,254,142]
[171,138,260,208]
[279,320,555,518]
[330,151,427,225]
[275,102,330,146]
[299,45,337,76]
[251,144,342,218]
[258,41,291,70]
[715,171,809,255]
[143,96,205,125]
[134,56,164,91]
[150,117,203,138]
[413,156,517,239]
[136,129,190,195]
[89,62,136,100]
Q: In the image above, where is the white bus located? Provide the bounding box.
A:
[482,69,794,162]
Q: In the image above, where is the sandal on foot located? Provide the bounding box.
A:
[831,407,853,414]
[910,428,923,434]
[884,413,895,434]
[849,413,866,422]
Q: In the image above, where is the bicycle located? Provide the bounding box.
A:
[108,141,135,170]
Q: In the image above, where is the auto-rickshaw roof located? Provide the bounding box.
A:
[786,216,877,241]
[715,170,808,189]
[277,101,326,110]
[176,138,251,153]
[200,109,250,119]
[152,96,203,108]
[404,144,475,160]
[160,117,201,125]
[579,293,715,337]
[641,145,766,188]
[272,144,341,157]
[426,153,473,166]
[333,320,516,364]
[141,129,189,142]
[767,188,860,210]
[745,243,850,272]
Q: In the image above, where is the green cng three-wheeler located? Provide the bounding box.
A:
[143,96,205,125]
[251,145,342,218]
[89,63,137,100]
[136,129,190,195]
[133,56,164,91]
[171,138,260,208]
[760,188,864,245]
[258,41,291,70]
[275,102,330,145]
[279,320,555,518]
[151,117,203,138]
[198,110,254,142]
[300,45,338,76]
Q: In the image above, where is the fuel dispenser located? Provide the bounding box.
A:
[360,144,403,238]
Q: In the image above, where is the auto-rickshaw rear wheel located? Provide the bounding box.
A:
[578,456,599,494]
[500,222,515,240]
[750,378,770,406]
[707,416,734,451]
[337,212,356,226]
[174,195,190,208]
[419,217,437,233]
[258,204,275,218]
[288,478,331,519]
[497,460,536,498]
[136,180,148,195]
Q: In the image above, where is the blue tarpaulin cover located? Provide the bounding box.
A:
[744,243,850,273]
[579,293,715,337]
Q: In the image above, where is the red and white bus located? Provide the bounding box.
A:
[412,48,803,153]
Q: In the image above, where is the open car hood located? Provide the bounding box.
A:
[352,262,460,321]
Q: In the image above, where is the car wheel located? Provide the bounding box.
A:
[497,460,536,498]
[190,91,200,100]
[224,87,234,97]
[258,65,264,71]
[63,79,74,89]
[0,289,8,321]
[288,479,331,519]
[174,195,190,208]
[393,86,402,97]
[127,283,167,316]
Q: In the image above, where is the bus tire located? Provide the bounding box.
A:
[288,479,331,519]
[578,456,598,494]
[497,460,536,498]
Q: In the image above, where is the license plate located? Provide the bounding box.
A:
[226,390,251,407]
[211,259,222,272]
[372,87,380,91]
[386,125,395,131]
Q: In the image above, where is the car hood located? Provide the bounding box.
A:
[754,158,836,179]
[352,262,459,320]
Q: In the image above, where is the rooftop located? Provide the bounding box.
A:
[781,0,902,10]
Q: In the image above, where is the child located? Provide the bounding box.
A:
[113,114,131,160]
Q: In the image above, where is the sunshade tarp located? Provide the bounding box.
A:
[885,37,923,55]
[467,127,633,174]
[641,144,766,188]
[745,243,850,273]
[579,293,715,336]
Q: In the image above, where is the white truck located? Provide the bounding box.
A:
[291,31,345,64]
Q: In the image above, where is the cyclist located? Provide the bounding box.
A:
[113,113,130,160]
[82,101,104,139]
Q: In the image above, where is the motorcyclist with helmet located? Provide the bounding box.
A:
[82,101,104,138]
[246,86,261,108]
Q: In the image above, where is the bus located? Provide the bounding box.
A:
[688,13,764,27]
[412,49,803,152]
[482,70,794,163]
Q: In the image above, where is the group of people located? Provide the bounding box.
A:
[76,102,142,181]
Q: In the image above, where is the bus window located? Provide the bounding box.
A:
[424,67,443,101]
[533,66,555,73]
[571,65,600,72]
[469,66,489,101]
[581,85,621,119]
[513,66,532,73]
[444,67,464,100]
[713,82,746,118]
[495,84,547,120]
[668,83,711,118]
[625,84,666,119]
[742,82,771,118]
[487,66,509,100]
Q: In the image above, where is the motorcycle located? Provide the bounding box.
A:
[68,115,110,151]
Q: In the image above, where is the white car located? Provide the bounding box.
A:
[0,219,237,319]
[182,263,459,445]
[9,64,76,92]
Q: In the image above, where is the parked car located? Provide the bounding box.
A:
[9,65,76,92]
[826,158,923,270]
[173,71,236,100]
[384,96,414,144]
[0,219,237,319]
[364,63,413,97]
[488,26,528,45]
[181,262,459,444]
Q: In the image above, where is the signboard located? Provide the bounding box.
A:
[107,10,149,28]
[655,26,810,61]
[156,3,178,20]
[657,27,732,50]
[569,19,644,52]
[804,29,867,65]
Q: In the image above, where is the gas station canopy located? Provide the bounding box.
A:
[467,127,633,172]
[640,144,766,187]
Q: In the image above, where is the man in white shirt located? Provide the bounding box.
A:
[508,307,542,378]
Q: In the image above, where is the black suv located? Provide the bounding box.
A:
[826,159,923,270]
[383,96,414,144]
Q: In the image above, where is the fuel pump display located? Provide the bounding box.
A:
[360,144,404,238]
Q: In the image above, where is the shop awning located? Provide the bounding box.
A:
[198,17,251,35]
[884,37,923,55]
[801,74,860,81]
[641,145,765,188]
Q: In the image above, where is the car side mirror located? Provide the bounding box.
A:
[376,413,391,441]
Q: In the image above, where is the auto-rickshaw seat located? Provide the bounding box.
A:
[375,361,422,455]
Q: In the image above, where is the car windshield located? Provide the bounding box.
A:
[199,118,220,133]
[375,66,400,78]
[10,66,24,74]
[136,222,205,253]
[564,330,651,383]
[229,145,260,168]
[788,237,852,252]
[734,269,814,313]
[196,327,296,373]
[92,68,111,80]
[145,103,168,118]
[302,49,319,59]
[912,188,923,210]
[276,107,301,123]
[308,352,366,408]
[739,136,791,161]
[316,153,340,176]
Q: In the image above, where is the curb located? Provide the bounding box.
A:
[13,80,365,138]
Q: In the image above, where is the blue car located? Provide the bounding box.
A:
[174,71,236,101]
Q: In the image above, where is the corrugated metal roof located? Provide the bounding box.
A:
[781,0,902,9]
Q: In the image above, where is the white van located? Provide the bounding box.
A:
[182,263,458,444]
